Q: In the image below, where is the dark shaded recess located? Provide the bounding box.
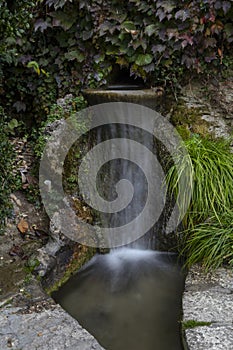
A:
[6,0,16,12]
[108,66,147,88]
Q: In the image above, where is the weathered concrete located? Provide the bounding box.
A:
[183,265,233,350]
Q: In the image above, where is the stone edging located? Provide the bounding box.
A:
[182,265,233,350]
[1,260,232,349]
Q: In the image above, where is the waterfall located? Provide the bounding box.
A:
[51,96,185,350]
[93,106,165,250]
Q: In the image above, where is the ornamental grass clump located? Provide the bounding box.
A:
[167,135,233,227]
[166,134,233,270]
[183,209,233,271]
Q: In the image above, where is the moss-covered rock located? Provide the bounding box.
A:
[170,102,211,139]
[45,244,96,295]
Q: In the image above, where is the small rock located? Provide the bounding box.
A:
[7,338,13,348]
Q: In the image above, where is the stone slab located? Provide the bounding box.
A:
[183,290,233,323]
[0,305,104,350]
[185,324,233,350]
[183,265,233,350]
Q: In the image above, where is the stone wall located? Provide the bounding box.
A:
[170,80,233,139]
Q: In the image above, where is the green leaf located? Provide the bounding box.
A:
[50,10,78,31]
[116,57,129,66]
[115,13,127,23]
[224,23,233,37]
[65,50,85,62]
[118,33,125,41]
[164,59,173,66]
[27,61,40,75]
[119,42,129,54]
[94,53,105,64]
[135,54,153,66]
[5,37,16,46]
[82,30,93,41]
[106,46,119,55]
[126,46,136,57]
[145,24,157,37]
[121,21,136,31]
[7,119,18,130]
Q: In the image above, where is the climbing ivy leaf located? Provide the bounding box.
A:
[49,10,77,31]
[121,21,136,31]
[64,51,85,62]
[145,24,157,37]
[135,54,153,66]
[224,23,233,40]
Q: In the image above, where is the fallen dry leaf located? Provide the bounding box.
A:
[17,218,29,234]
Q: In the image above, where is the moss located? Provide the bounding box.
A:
[171,102,211,139]
[25,257,40,273]
[176,125,191,140]
[62,139,89,193]
[45,245,96,295]
[182,320,212,330]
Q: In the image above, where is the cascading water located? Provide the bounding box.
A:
[52,93,185,350]
[95,120,160,249]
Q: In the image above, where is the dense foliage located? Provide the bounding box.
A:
[167,135,233,227]
[1,0,233,126]
[33,0,233,85]
[0,108,16,232]
[0,0,56,127]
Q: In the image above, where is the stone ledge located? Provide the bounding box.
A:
[185,324,233,350]
[183,265,233,350]
[183,291,233,323]
[0,303,104,350]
